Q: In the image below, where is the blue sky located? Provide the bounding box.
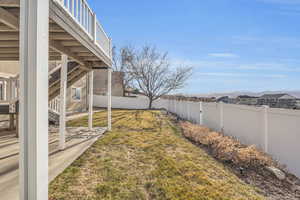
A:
[89,0,300,94]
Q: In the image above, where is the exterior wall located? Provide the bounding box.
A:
[66,74,88,113]
[93,69,124,97]
[94,95,150,109]
[0,61,62,76]
[0,61,20,76]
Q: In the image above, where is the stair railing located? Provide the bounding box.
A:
[49,96,60,114]
[0,77,19,104]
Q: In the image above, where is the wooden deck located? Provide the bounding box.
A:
[0,0,112,68]
[0,1,112,198]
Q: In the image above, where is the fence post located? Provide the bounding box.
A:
[219,102,224,132]
[178,100,181,117]
[174,100,177,114]
[187,101,190,121]
[199,102,203,125]
[262,105,269,153]
[180,100,183,118]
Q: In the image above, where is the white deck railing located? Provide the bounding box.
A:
[0,77,19,104]
[56,0,112,58]
[49,97,60,114]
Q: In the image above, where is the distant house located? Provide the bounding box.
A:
[93,69,124,97]
[236,95,258,105]
[257,94,298,109]
[162,95,216,102]
[217,96,237,104]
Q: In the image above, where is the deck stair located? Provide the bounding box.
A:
[0,62,88,125]
[49,62,88,101]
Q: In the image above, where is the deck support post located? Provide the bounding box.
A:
[9,113,14,130]
[107,68,112,131]
[88,70,94,130]
[3,81,7,100]
[59,54,68,150]
[19,0,49,199]
[6,78,11,101]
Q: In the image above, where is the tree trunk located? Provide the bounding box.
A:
[148,98,153,109]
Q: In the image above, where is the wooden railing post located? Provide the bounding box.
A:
[109,38,112,58]
[93,13,97,44]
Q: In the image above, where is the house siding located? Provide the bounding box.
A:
[66,74,88,113]
[93,69,124,97]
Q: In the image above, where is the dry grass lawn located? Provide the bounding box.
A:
[49,110,265,200]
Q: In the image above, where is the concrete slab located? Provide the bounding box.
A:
[0,126,106,200]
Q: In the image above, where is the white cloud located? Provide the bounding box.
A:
[172,58,300,72]
[238,63,300,72]
[196,72,287,78]
[208,53,239,58]
[232,35,300,48]
[258,0,300,4]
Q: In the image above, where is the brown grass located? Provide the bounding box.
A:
[180,121,276,169]
[49,110,266,200]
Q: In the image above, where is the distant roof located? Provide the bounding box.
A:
[237,95,258,99]
[260,93,291,99]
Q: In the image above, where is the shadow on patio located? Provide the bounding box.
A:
[0,124,106,200]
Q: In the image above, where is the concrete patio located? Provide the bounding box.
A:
[0,126,106,200]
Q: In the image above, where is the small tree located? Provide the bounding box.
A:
[124,46,192,109]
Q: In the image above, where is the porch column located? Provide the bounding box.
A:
[3,81,7,100]
[19,0,49,200]
[88,70,94,130]
[107,68,112,131]
[6,79,11,101]
[59,54,68,150]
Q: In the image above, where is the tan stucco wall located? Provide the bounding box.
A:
[0,61,20,76]
[0,61,60,77]
[93,69,124,96]
[66,74,88,113]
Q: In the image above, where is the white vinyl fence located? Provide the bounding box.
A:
[94,95,300,177]
[94,95,151,109]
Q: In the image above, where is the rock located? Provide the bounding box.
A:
[291,185,300,192]
[266,166,286,180]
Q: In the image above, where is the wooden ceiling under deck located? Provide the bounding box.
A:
[0,0,111,70]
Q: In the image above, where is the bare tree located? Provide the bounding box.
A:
[124,46,192,109]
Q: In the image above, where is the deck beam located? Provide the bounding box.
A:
[0,7,19,30]
[0,0,20,7]
[50,40,86,66]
